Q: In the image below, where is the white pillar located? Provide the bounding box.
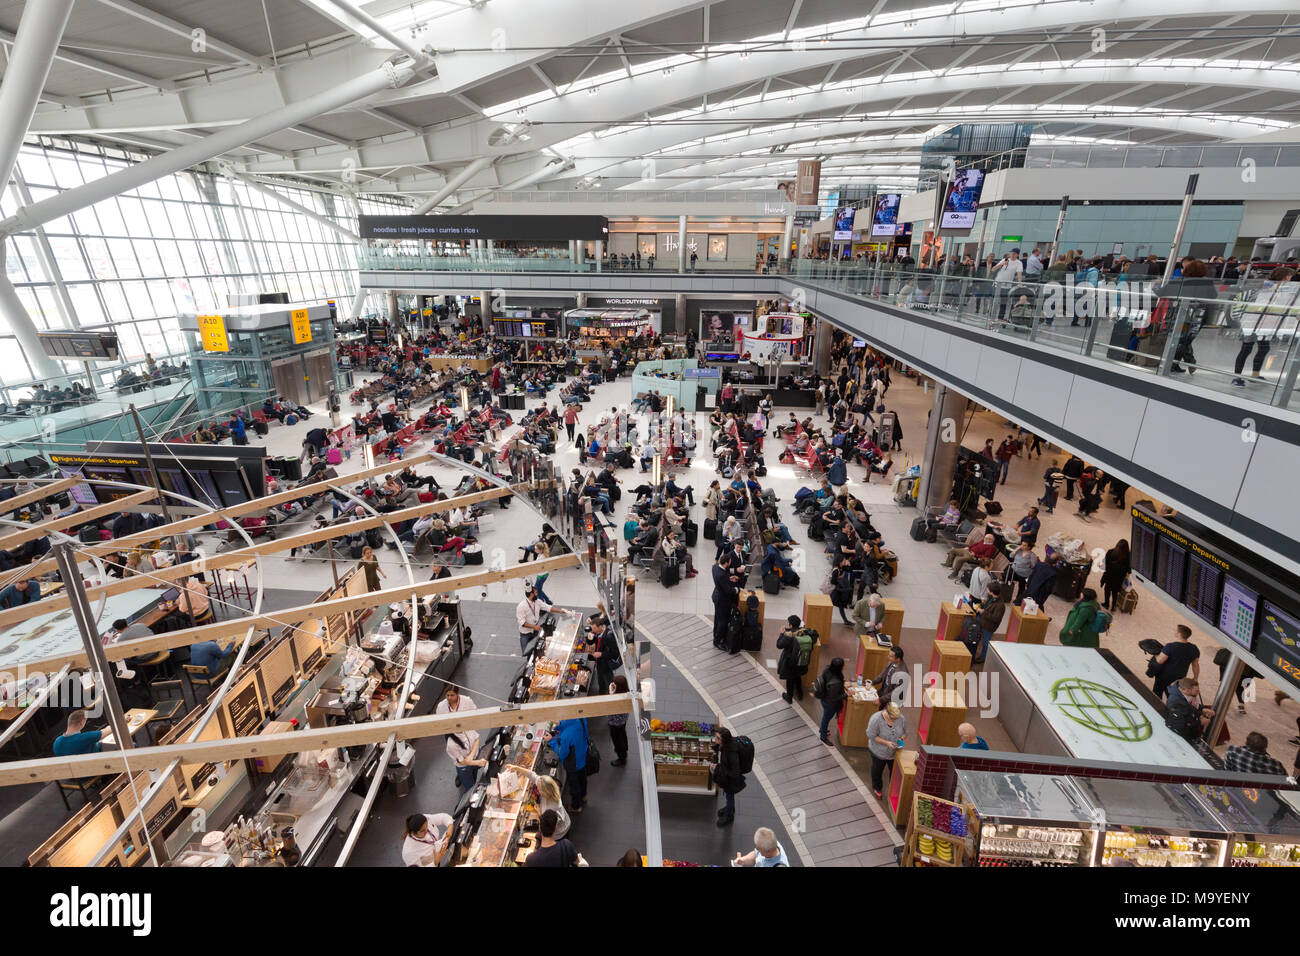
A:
[0,0,75,193]
[678,215,687,271]
[412,157,492,215]
[781,214,794,263]
[594,239,603,272]
[486,239,494,261]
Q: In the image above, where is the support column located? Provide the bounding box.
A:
[1205,654,1245,747]
[781,214,794,264]
[486,239,494,261]
[675,294,687,337]
[594,240,603,272]
[479,290,492,324]
[813,317,833,376]
[1162,174,1200,284]
[0,268,60,379]
[678,215,687,272]
[0,0,75,191]
[1046,196,1069,267]
[386,291,398,323]
[916,384,970,515]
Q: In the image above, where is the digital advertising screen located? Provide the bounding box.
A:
[832,205,856,241]
[871,194,901,237]
[939,168,986,230]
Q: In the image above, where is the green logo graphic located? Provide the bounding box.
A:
[1050,677,1152,742]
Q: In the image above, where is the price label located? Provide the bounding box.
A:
[291,308,312,344]
[197,314,228,352]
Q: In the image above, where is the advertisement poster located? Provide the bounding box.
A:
[833,205,856,241]
[871,194,901,236]
[707,235,728,261]
[940,168,986,230]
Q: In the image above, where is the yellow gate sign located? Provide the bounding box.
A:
[197,314,229,352]
[291,308,312,344]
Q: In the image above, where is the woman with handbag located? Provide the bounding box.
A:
[1100,539,1131,612]
[831,557,857,624]
[812,657,848,746]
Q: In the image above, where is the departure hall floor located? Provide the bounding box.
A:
[139,357,1298,865]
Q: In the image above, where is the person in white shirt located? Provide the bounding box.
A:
[733,827,789,867]
[516,583,568,654]
[402,812,454,867]
[436,686,486,789]
[990,248,1024,321]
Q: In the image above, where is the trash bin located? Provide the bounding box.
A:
[385,760,415,798]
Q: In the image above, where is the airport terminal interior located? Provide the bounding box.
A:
[2,0,1300,874]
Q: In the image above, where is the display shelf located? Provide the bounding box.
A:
[902,792,971,867]
[650,720,717,794]
[1102,831,1225,867]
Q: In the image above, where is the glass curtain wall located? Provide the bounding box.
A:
[0,137,406,387]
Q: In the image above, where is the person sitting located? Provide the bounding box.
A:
[943,533,998,579]
[0,578,42,609]
[1223,731,1287,776]
[189,639,231,675]
[53,709,104,756]
[927,498,962,534]
[1164,678,1213,741]
[760,542,794,581]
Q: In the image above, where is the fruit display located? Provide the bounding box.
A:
[649,720,713,735]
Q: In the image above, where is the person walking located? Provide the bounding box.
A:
[1150,624,1200,700]
[359,545,386,592]
[710,727,746,827]
[776,615,815,703]
[563,403,580,443]
[1061,454,1084,500]
[813,657,848,746]
[994,435,1018,485]
[866,701,907,798]
[1059,587,1104,649]
[1099,539,1130,612]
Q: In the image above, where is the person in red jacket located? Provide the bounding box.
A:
[943,533,998,579]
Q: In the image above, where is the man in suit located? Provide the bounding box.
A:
[711,561,741,648]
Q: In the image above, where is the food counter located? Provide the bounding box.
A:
[461,611,589,867]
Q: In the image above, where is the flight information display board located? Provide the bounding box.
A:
[1218,577,1259,649]
[1184,552,1223,625]
[1257,600,1300,689]
[1132,521,1157,580]
[1153,536,1188,602]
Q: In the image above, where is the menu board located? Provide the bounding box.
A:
[1153,537,1187,601]
[293,621,325,677]
[259,637,299,711]
[222,671,266,739]
[180,717,225,795]
[1217,577,1258,649]
[1257,601,1300,689]
[1184,553,1223,625]
[117,773,182,857]
[47,803,120,868]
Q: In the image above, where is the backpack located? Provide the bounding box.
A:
[1093,608,1113,633]
[959,617,982,657]
[793,629,816,668]
[811,674,826,699]
[734,736,755,775]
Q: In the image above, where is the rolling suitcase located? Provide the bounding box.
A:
[910,516,928,541]
[660,557,680,588]
[327,447,343,465]
[703,517,717,540]
[685,520,698,547]
[763,571,781,595]
[1119,588,1139,614]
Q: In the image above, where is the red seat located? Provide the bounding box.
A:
[252,409,269,424]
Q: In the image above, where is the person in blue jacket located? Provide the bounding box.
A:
[548,718,591,812]
[0,578,41,609]
[228,414,247,445]
[827,449,847,488]
[53,710,103,756]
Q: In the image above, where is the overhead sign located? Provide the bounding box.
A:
[795,159,822,207]
[1000,235,1024,243]
[197,314,229,352]
[358,214,609,241]
[290,308,312,344]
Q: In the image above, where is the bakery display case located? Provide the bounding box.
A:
[1075,777,1230,868]
[1194,785,1300,868]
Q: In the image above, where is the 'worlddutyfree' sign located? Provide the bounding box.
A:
[358,214,609,241]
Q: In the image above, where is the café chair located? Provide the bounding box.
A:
[57,776,107,812]
[182,662,231,704]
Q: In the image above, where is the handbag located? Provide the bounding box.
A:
[584,742,601,776]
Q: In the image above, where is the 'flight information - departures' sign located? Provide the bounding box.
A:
[197,314,229,352]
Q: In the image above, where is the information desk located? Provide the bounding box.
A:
[464,612,587,867]
[987,643,1208,769]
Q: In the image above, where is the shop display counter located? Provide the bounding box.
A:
[889,750,918,826]
[929,639,971,682]
[837,682,878,748]
[955,771,1099,869]
[650,719,717,794]
[1005,604,1050,644]
[802,594,831,689]
[918,686,966,747]
[855,634,890,683]
[902,793,970,867]
[882,597,905,641]
[1198,785,1300,868]
[936,601,973,642]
